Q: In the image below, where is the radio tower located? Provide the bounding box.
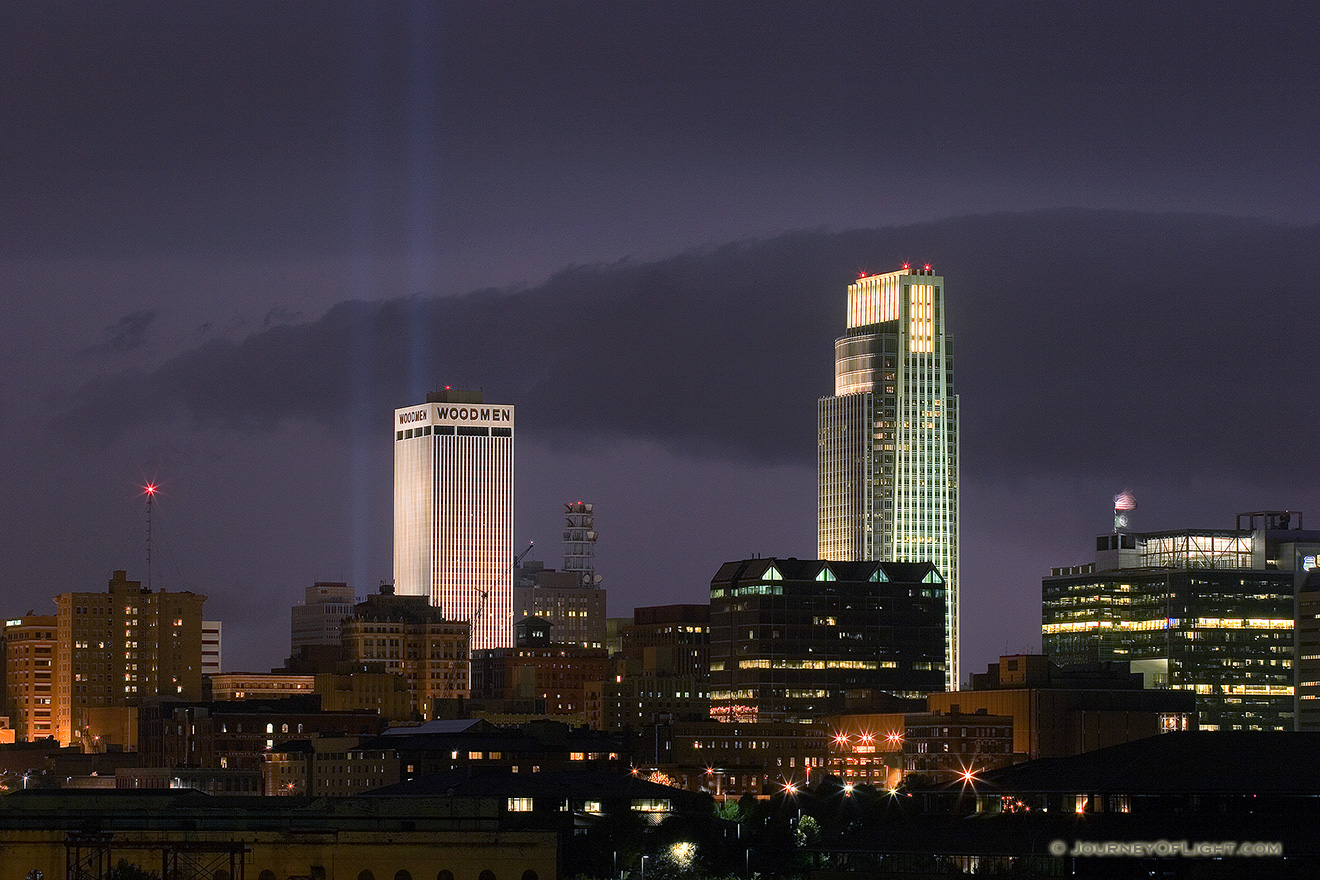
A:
[143,482,158,589]
[563,502,600,588]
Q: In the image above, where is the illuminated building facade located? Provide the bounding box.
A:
[341,585,471,719]
[393,390,514,650]
[469,617,611,724]
[2,615,57,741]
[827,708,1015,786]
[513,561,607,649]
[818,266,959,689]
[54,570,206,747]
[1043,514,1319,731]
[708,557,945,723]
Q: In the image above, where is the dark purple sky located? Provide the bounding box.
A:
[2,2,1317,678]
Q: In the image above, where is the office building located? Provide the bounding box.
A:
[513,560,607,648]
[55,570,206,747]
[1043,513,1316,731]
[603,604,710,730]
[470,617,610,724]
[709,557,946,722]
[209,672,315,701]
[2,615,57,741]
[818,265,960,688]
[340,585,471,719]
[643,719,832,799]
[290,582,355,651]
[393,390,514,650]
[926,654,1196,759]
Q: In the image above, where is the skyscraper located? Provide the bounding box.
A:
[393,390,514,650]
[818,265,960,689]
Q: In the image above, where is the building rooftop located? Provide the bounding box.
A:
[978,732,1320,795]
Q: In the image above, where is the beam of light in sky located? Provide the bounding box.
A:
[347,5,387,594]
[406,0,440,403]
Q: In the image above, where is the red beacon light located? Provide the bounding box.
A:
[143,483,158,496]
[924,263,932,272]
[902,263,910,270]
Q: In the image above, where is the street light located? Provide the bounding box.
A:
[640,855,648,880]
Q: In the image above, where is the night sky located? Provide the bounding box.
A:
[2,2,1317,678]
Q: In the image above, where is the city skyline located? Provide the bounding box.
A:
[1,4,1316,676]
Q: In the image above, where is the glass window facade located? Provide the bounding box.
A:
[1043,530,1295,731]
[818,268,959,689]
[393,397,514,650]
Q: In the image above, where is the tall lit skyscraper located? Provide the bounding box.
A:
[818,265,960,689]
[393,390,514,650]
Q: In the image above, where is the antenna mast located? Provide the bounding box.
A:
[144,483,158,589]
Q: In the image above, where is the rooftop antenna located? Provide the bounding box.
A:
[143,482,158,589]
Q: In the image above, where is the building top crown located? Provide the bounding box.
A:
[426,389,483,404]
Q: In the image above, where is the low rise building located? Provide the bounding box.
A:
[928,655,1197,759]
[209,672,315,701]
[603,604,710,731]
[643,719,833,799]
[138,695,387,772]
[264,734,399,797]
[0,789,557,880]
[354,717,627,783]
[471,617,610,725]
[341,585,470,719]
[826,708,1016,786]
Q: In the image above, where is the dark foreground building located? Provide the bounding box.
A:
[710,557,946,722]
[0,789,556,880]
[808,732,1320,879]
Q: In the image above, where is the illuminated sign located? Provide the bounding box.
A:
[396,404,515,428]
[433,405,512,424]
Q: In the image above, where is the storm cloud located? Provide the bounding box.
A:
[53,209,1320,489]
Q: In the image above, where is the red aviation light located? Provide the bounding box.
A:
[902,263,910,270]
[143,483,158,496]
[923,264,931,272]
